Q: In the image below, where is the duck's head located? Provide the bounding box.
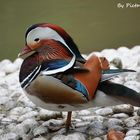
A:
[18,23,85,63]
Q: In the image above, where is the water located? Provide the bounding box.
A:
[0,0,140,60]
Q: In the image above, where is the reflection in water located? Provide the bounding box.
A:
[0,0,140,60]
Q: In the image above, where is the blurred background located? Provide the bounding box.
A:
[0,0,140,60]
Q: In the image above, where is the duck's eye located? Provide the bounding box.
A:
[34,38,40,42]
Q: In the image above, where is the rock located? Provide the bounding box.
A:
[112,113,129,118]
[124,136,140,140]
[75,121,91,128]
[13,58,23,69]
[21,118,38,129]
[110,57,123,69]
[18,111,38,122]
[1,117,13,125]
[0,96,9,105]
[3,63,18,74]
[32,137,47,140]
[92,137,102,140]
[80,115,104,122]
[101,49,117,61]
[112,104,134,115]
[9,106,24,116]
[8,123,30,137]
[0,132,20,140]
[106,118,123,127]
[124,116,140,127]
[126,129,140,136]
[0,59,12,70]
[0,129,4,135]
[51,133,86,140]
[42,119,65,131]
[33,125,48,136]
[104,118,124,131]
[0,71,6,77]
[95,107,113,116]
[78,110,91,116]
[86,120,107,137]
[39,108,62,120]
[137,109,140,116]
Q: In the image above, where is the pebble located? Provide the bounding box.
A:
[124,116,140,127]
[92,137,102,140]
[112,113,129,118]
[39,108,62,120]
[86,120,107,137]
[124,136,140,140]
[126,129,140,136]
[42,119,65,131]
[51,133,86,140]
[18,111,38,122]
[32,137,47,140]
[33,125,48,136]
[80,115,104,122]
[0,132,20,140]
[78,110,91,116]
[112,104,134,115]
[95,107,113,116]
[137,109,140,116]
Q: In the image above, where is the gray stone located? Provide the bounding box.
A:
[112,113,129,118]
[21,118,38,129]
[43,119,65,131]
[124,136,140,140]
[92,137,102,140]
[95,107,113,116]
[80,115,104,122]
[51,133,86,140]
[126,129,140,136]
[32,137,47,140]
[78,110,91,116]
[106,118,123,128]
[137,109,140,116]
[0,132,20,140]
[1,117,13,125]
[33,125,48,136]
[110,57,123,69]
[124,116,140,127]
[39,108,62,120]
[113,104,134,115]
[18,111,38,122]
[86,120,107,137]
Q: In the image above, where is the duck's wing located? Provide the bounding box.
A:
[98,81,140,107]
[101,69,136,82]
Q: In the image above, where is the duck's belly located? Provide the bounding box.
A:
[24,75,124,111]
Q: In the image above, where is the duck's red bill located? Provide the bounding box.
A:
[18,46,35,59]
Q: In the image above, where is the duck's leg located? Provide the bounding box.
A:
[65,111,72,132]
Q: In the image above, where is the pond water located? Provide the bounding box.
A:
[0,0,140,60]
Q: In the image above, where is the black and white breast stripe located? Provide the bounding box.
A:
[20,65,42,89]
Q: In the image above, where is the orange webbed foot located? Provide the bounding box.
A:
[107,129,125,140]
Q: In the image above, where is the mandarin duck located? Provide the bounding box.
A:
[18,23,140,133]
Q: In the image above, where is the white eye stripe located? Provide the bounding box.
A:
[26,27,74,55]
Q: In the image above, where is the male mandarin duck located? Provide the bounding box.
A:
[18,23,140,134]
